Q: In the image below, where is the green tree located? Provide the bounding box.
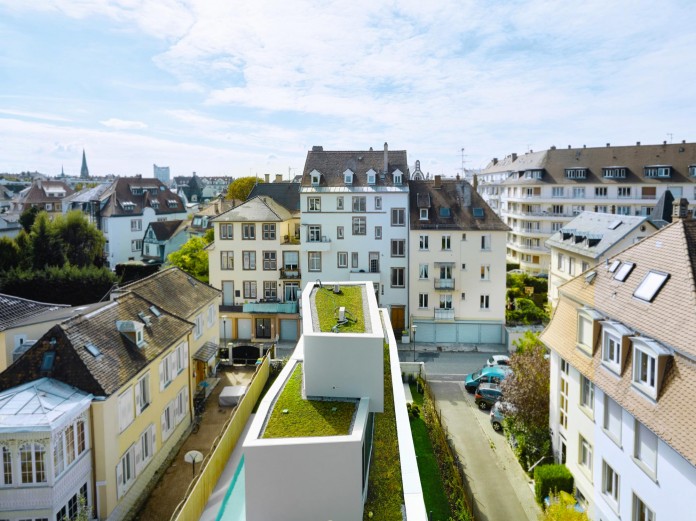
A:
[13,230,33,270]
[0,236,20,271]
[226,176,260,201]
[30,211,65,269]
[543,491,589,521]
[19,205,40,232]
[167,235,211,283]
[53,210,105,267]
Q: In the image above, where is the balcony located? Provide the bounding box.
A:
[434,278,455,290]
[434,308,454,320]
[243,300,299,314]
[281,234,300,245]
[349,270,380,283]
[306,236,331,252]
[280,268,301,279]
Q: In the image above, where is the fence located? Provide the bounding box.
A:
[170,355,270,521]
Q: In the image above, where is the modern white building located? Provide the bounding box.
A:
[478,141,696,274]
[541,199,696,520]
[408,176,509,344]
[545,212,659,307]
[300,144,410,336]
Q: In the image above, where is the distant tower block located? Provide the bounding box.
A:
[80,149,90,178]
[154,164,171,183]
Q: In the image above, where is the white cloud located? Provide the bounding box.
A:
[0,109,71,122]
[100,118,148,130]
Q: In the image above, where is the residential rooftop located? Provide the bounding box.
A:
[311,284,369,334]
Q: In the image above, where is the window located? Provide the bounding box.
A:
[375,196,382,210]
[263,281,277,299]
[1,445,12,486]
[369,252,379,273]
[308,224,321,242]
[119,387,134,432]
[391,268,405,287]
[283,251,299,270]
[480,294,490,310]
[262,223,276,240]
[552,204,564,214]
[573,187,585,198]
[374,226,382,239]
[308,197,321,212]
[243,251,256,270]
[419,235,429,250]
[565,168,587,179]
[352,196,366,212]
[420,208,428,220]
[243,281,257,299]
[137,424,156,474]
[633,347,656,392]
[617,205,631,215]
[263,251,277,270]
[579,436,593,474]
[582,261,590,272]
[644,165,671,178]
[557,253,565,271]
[194,313,203,339]
[391,208,405,226]
[595,187,608,198]
[560,359,569,429]
[367,170,376,184]
[580,375,594,412]
[419,264,429,279]
[311,172,321,185]
[569,257,576,276]
[391,239,405,257]
[337,252,348,268]
[220,224,233,239]
[136,373,150,414]
[285,282,299,302]
[20,443,46,484]
[352,216,366,235]
[602,329,621,370]
[221,251,234,270]
[352,252,359,269]
[634,271,669,302]
[439,294,452,309]
[618,186,631,198]
[242,224,256,239]
[308,252,321,272]
[131,239,142,252]
[441,235,451,250]
[131,219,142,232]
[344,171,353,184]
[480,265,490,280]
[602,461,620,507]
[603,167,626,178]
[337,226,344,239]
[117,445,135,498]
[578,315,594,351]
[174,387,188,425]
[552,222,562,232]
[552,187,564,197]
[337,196,344,210]
[604,395,622,444]
[419,293,428,308]
[634,421,657,474]
[633,494,655,521]
[481,234,491,250]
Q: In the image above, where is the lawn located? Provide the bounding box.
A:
[262,364,356,438]
[410,382,453,521]
[315,285,365,333]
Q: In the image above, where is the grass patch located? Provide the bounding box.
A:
[315,285,365,333]
[262,364,356,438]
[409,383,452,521]
[363,343,403,520]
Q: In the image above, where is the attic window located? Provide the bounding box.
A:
[633,271,669,302]
[167,199,178,208]
[644,165,671,178]
[586,233,602,247]
[311,172,321,186]
[473,208,484,218]
[614,262,635,282]
[344,170,353,185]
[367,169,376,185]
[149,305,162,317]
[608,260,621,273]
[561,229,575,241]
[40,351,56,372]
[439,208,451,218]
[524,169,544,179]
[85,343,101,358]
[565,168,587,179]
[420,208,429,220]
[151,201,159,209]
[603,167,626,179]
[393,171,403,185]
[122,201,135,211]
[689,165,696,177]
[131,187,143,195]
[631,337,671,400]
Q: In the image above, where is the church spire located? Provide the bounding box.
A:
[80,149,90,179]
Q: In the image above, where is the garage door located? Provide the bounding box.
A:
[280,319,298,341]
[237,319,252,340]
[480,324,503,343]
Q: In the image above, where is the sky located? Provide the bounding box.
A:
[0,0,695,179]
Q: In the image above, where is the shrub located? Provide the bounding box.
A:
[534,464,574,505]
[406,403,420,420]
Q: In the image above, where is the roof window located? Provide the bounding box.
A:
[633,271,669,302]
[439,207,451,218]
[473,208,484,218]
[613,262,635,282]
[149,305,162,317]
[85,343,101,358]
[608,259,621,273]
[608,219,622,230]
[343,169,353,185]
[524,169,544,179]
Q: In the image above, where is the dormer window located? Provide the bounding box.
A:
[167,199,178,208]
[420,208,428,220]
[600,321,632,375]
[131,187,143,195]
[343,169,354,185]
[393,169,403,185]
[524,169,544,179]
[310,169,322,186]
[367,169,376,185]
[644,165,671,178]
[565,168,587,179]
[631,337,671,400]
[122,201,136,211]
[689,165,696,177]
[151,201,159,209]
[577,307,603,355]
[603,167,626,179]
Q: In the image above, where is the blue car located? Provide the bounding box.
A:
[464,366,511,393]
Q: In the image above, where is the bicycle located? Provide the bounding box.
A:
[192,412,203,434]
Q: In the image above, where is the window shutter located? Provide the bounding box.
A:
[183,342,189,369]
[184,386,189,417]
[159,361,165,392]
[160,410,167,440]
[116,461,123,499]
[134,382,141,415]
[134,438,142,475]
[150,424,157,453]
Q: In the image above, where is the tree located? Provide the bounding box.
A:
[0,237,20,271]
[30,211,65,269]
[506,273,549,325]
[167,235,211,283]
[226,176,260,201]
[13,230,33,270]
[53,210,106,267]
[19,205,40,232]
[543,491,589,521]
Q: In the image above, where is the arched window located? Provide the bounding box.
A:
[19,442,46,484]
[1,445,12,485]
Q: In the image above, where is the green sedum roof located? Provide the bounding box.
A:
[315,285,365,333]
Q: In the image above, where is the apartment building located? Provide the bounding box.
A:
[408,177,509,344]
[9,179,74,216]
[300,143,410,335]
[478,142,696,273]
[541,199,696,520]
[545,212,658,307]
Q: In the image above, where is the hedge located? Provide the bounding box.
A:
[534,464,574,505]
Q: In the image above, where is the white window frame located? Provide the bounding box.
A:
[337,251,348,268]
[352,196,366,212]
[603,395,622,446]
[480,265,490,281]
[391,267,405,288]
[441,235,451,250]
[374,196,382,210]
[337,196,344,210]
[308,252,321,272]
[136,424,156,475]
[632,344,657,398]
[391,239,405,257]
[135,373,150,415]
[580,375,594,414]
[602,460,620,509]
[375,226,382,240]
[634,420,657,476]
[242,223,256,240]
[391,208,405,226]
[633,493,655,521]
[480,294,490,310]
[419,234,429,250]
[119,387,135,433]
[308,197,321,212]
[579,435,593,476]
[117,445,135,499]
[481,234,491,251]
[419,263,428,279]
[220,223,233,239]
[418,293,428,309]
[194,314,203,339]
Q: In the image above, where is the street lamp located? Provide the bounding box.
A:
[221,315,228,346]
[411,324,417,362]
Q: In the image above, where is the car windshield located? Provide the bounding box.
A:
[471,370,481,380]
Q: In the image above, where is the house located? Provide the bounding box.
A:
[187,198,237,238]
[9,179,74,216]
[478,141,696,274]
[545,212,659,307]
[541,198,696,520]
[243,281,427,520]
[0,213,21,239]
[140,219,188,265]
[0,291,194,521]
[208,195,301,344]
[0,378,94,521]
[300,143,410,335]
[408,176,509,344]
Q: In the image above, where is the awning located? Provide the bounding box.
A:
[193,341,218,363]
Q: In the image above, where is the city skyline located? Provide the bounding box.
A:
[1,0,694,178]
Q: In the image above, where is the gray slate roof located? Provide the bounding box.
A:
[248,181,301,213]
[0,294,68,332]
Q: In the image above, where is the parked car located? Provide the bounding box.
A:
[474,382,503,410]
[490,401,516,432]
[464,366,511,392]
[486,354,510,367]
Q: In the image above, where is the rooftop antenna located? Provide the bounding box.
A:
[457,147,469,179]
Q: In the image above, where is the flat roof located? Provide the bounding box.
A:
[311,284,369,334]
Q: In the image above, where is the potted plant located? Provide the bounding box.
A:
[401,330,410,343]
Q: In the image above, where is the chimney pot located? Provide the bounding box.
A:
[663,140,667,145]
[550,145,556,150]
[275,174,282,183]
[583,145,586,148]
[637,141,641,146]
[568,145,571,149]
[512,153,518,161]
[492,158,498,165]
[264,174,270,183]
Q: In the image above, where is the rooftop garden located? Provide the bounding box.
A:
[262,364,356,438]
[314,285,366,333]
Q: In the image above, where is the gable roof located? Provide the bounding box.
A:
[212,196,293,223]
[0,294,68,332]
[99,177,185,217]
[248,181,301,214]
[146,220,185,241]
[15,180,74,205]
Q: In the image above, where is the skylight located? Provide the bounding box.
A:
[40,351,56,372]
[614,262,635,282]
[149,305,162,317]
[608,219,622,230]
[439,208,451,218]
[473,208,484,218]
[634,271,669,302]
[608,260,621,273]
[85,343,101,357]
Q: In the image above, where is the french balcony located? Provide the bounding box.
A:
[434,278,455,290]
[280,268,301,279]
[434,308,455,320]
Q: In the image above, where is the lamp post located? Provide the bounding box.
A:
[221,315,228,346]
[411,324,417,362]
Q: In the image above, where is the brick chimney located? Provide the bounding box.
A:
[672,198,690,220]
[275,174,283,183]
[383,142,388,174]
[264,174,270,183]
[434,175,442,188]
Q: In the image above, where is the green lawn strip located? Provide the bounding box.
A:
[409,384,452,521]
[262,364,356,438]
[363,344,403,520]
[315,285,365,333]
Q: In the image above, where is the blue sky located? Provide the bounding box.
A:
[1,0,695,179]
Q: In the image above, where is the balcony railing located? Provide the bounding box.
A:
[242,301,299,314]
[280,268,301,279]
[434,308,454,320]
[434,278,455,290]
[281,235,301,245]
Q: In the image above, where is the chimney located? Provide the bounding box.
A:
[36,178,42,189]
[214,203,219,214]
[264,174,270,183]
[275,174,282,183]
[512,153,518,161]
[472,174,478,191]
[550,145,556,150]
[672,198,690,220]
[606,143,610,147]
[636,141,641,146]
[663,140,667,145]
[383,142,388,174]
[568,145,571,149]
[312,146,323,152]
[492,158,498,165]
[434,175,442,188]
[611,205,616,214]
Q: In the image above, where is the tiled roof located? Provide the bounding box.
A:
[193,341,218,362]
[147,220,185,241]
[16,180,74,204]
[301,145,409,187]
[540,218,696,468]
[0,294,68,332]
[117,267,220,319]
[0,293,193,396]
[409,179,509,232]
[99,177,185,217]
[248,182,301,213]
[212,196,293,223]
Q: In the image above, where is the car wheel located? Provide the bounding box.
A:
[492,421,502,432]
[478,401,488,410]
